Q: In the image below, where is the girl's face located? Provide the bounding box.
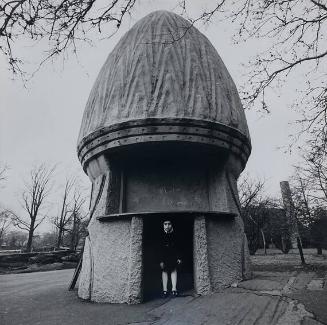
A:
[163,220,172,232]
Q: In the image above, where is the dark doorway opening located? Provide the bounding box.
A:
[142,215,194,301]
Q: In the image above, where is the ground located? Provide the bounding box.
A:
[0,249,327,325]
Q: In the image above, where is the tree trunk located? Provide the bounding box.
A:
[296,236,306,264]
[281,237,286,253]
[260,229,267,255]
[70,213,77,251]
[26,221,35,252]
[0,229,4,246]
[57,228,63,249]
[69,233,75,251]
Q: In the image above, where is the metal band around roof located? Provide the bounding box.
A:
[77,118,251,171]
[97,210,237,222]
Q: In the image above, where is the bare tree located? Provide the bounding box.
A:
[53,177,74,249]
[292,152,327,254]
[0,209,12,246]
[11,164,55,252]
[68,191,86,251]
[310,208,327,255]
[239,174,292,255]
[239,175,265,213]
[294,151,327,208]
[292,170,315,225]
[238,174,269,254]
[0,164,11,245]
[53,177,87,250]
[305,155,327,205]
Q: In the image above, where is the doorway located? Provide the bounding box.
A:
[142,214,194,301]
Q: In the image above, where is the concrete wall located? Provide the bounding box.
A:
[206,218,244,289]
[193,155,251,293]
[125,159,209,212]
[78,157,143,303]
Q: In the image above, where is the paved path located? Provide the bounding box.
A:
[0,269,326,325]
[0,270,162,325]
[240,270,327,324]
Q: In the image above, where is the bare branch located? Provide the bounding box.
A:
[0,164,9,186]
[0,209,12,242]
[14,164,55,251]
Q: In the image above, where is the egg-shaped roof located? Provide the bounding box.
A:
[77,10,251,169]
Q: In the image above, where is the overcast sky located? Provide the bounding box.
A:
[0,0,305,233]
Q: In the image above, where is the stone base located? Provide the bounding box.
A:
[78,214,250,302]
[78,216,143,303]
[193,215,251,295]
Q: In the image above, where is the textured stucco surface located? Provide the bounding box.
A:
[78,219,134,303]
[193,156,251,291]
[127,217,143,303]
[206,218,244,289]
[78,10,250,145]
[78,172,108,301]
[78,171,143,303]
[193,216,211,295]
[78,237,91,300]
[88,219,131,303]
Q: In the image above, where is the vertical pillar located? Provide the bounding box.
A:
[280,181,298,247]
[280,181,305,264]
[193,216,211,295]
[127,216,143,303]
